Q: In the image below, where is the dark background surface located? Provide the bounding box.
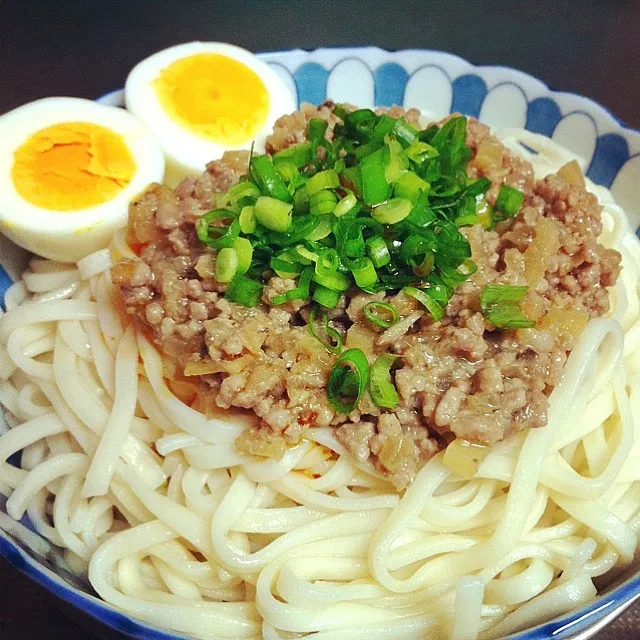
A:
[1,0,639,638]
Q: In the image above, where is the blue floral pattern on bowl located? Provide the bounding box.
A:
[2,46,640,640]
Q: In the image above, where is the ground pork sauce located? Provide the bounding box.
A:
[112,103,621,489]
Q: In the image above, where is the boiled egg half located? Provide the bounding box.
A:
[125,42,296,185]
[0,97,165,262]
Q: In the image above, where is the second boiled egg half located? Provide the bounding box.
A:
[125,42,297,185]
[0,97,165,262]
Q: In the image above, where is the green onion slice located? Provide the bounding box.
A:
[334,192,357,217]
[309,190,337,217]
[215,247,238,283]
[372,198,413,225]
[327,348,369,413]
[306,169,340,196]
[351,257,377,288]
[403,285,444,321]
[308,307,343,352]
[480,284,535,329]
[496,185,525,216]
[225,275,264,307]
[239,205,256,234]
[233,237,253,275]
[254,196,293,232]
[312,285,341,309]
[363,301,399,328]
[369,354,399,409]
[250,155,291,202]
[197,210,240,249]
[315,248,339,277]
[394,171,430,203]
[312,269,351,292]
[272,267,314,305]
[273,141,314,167]
[365,236,391,268]
[360,147,391,205]
[270,257,303,277]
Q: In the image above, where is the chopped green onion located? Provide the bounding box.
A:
[272,267,314,305]
[476,198,493,229]
[341,166,363,197]
[315,248,339,277]
[239,205,256,234]
[363,301,398,328]
[273,141,314,167]
[405,140,438,164]
[413,252,435,277]
[400,234,434,269]
[360,147,391,205]
[392,118,419,148]
[197,210,240,249]
[369,354,399,409]
[306,169,340,196]
[351,257,377,288]
[366,237,391,268]
[372,198,413,225]
[372,114,397,139]
[308,307,342,352]
[215,247,238,283]
[454,214,480,227]
[254,196,293,232]
[293,186,310,215]
[308,118,329,145]
[327,348,369,413]
[465,177,491,198]
[384,139,409,182]
[480,284,535,329]
[233,237,253,275]
[345,109,377,140]
[394,171,430,203]
[496,185,525,216]
[312,269,351,292]
[196,114,481,328]
[309,190,337,216]
[225,275,264,307]
[312,285,341,308]
[228,181,260,208]
[355,139,384,160]
[250,155,291,202]
[268,215,320,247]
[270,257,303,277]
[334,192,357,217]
[293,245,319,264]
[403,286,444,321]
[275,161,302,186]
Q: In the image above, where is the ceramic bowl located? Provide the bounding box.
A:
[2,46,639,640]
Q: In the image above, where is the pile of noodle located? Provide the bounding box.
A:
[1,128,639,640]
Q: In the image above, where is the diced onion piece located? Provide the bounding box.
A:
[475,138,504,171]
[524,217,560,287]
[345,323,376,355]
[539,307,589,343]
[236,429,286,459]
[378,434,414,473]
[443,439,488,480]
[194,253,215,278]
[557,160,585,187]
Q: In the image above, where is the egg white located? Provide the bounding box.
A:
[124,41,297,185]
[0,97,165,262]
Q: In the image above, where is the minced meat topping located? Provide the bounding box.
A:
[112,102,621,489]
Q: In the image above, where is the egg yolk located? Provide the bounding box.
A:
[11,122,136,211]
[154,53,270,145]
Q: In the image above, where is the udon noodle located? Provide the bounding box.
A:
[1,129,640,640]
